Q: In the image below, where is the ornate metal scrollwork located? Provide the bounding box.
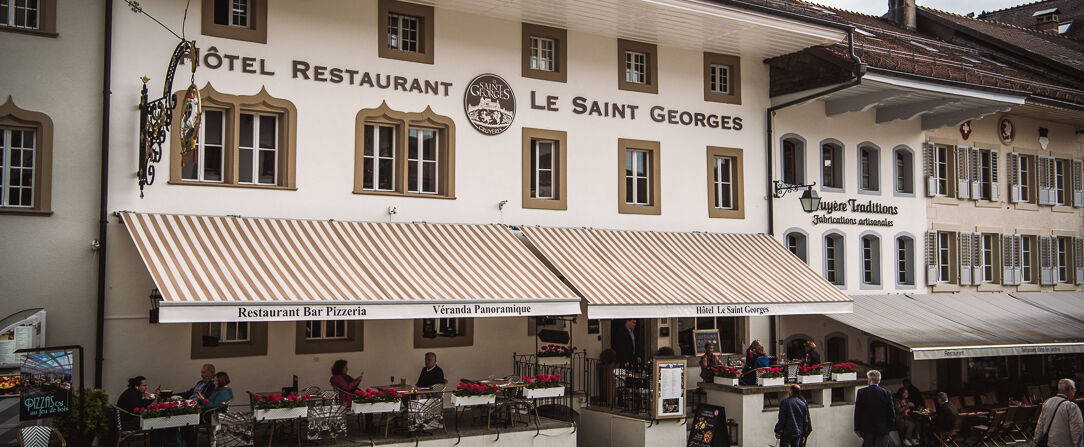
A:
[138,39,197,197]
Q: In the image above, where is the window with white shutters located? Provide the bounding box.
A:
[1001,234,1021,286]
[1040,235,1055,285]
[1072,160,1083,207]
[958,230,972,285]
[971,233,983,284]
[1055,237,1071,284]
[1038,156,1055,205]
[1022,235,1037,284]
[979,234,998,284]
[1075,237,1084,285]
[956,146,971,199]
[925,231,939,285]
[969,148,981,201]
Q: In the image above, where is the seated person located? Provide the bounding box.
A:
[932,392,958,432]
[902,379,924,409]
[740,344,770,386]
[698,342,723,382]
[198,371,233,418]
[416,352,446,388]
[117,376,156,430]
[801,341,820,368]
[177,363,215,400]
[895,388,919,446]
[330,359,363,406]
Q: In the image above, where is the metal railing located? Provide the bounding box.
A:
[511,352,585,420]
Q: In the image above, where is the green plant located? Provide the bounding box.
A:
[54,388,110,445]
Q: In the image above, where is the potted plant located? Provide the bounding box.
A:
[252,393,310,420]
[351,388,401,414]
[712,366,741,386]
[521,374,565,399]
[451,381,497,406]
[55,389,110,445]
[756,367,785,387]
[798,365,824,384]
[831,363,858,382]
[135,400,201,430]
[537,344,577,365]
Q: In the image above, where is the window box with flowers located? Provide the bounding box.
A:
[451,382,497,407]
[756,367,785,387]
[797,365,824,384]
[252,393,311,420]
[712,366,741,387]
[351,388,402,414]
[136,400,201,430]
[521,374,565,399]
[536,344,576,365]
[831,363,858,382]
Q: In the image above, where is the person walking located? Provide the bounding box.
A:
[1033,378,1082,447]
[775,384,812,447]
[854,370,895,447]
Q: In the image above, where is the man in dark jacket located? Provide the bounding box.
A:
[854,370,895,447]
[775,384,812,447]
[932,392,958,432]
[612,319,639,367]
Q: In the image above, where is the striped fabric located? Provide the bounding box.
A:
[18,426,55,447]
[121,213,577,311]
[520,227,850,309]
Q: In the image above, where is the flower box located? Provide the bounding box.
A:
[451,394,495,407]
[522,386,565,399]
[352,401,400,414]
[757,376,785,387]
[254,406,308,421]
[798,375,823,384]
[536,356,571,366]
[832,372,857,382]
[713,377,739,386]
[141,413,199,430]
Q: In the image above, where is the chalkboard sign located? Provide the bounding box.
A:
[693,329,722,356]
[687,404,729,447]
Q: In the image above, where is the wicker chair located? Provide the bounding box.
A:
[213,410,255,447]
[109,404,148,447]
[16,426,66,447]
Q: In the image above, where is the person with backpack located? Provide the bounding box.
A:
[1033,378,1082,447]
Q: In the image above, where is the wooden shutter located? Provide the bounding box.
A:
[958,231,972,285]
[923,143,937,197]
[1013,234,1024,285]
[990,150,1000,201]
[969,148,981,201]
[1038,156,1054,205]
[1007,152,1021,203]
[1072,160,1083,207]
[1040,235,1054,285]
[956,147,970,200]
[972,233,983,284]
[925,232,939,285]
[1001,234,1015,285]
[1075,237,1084,285]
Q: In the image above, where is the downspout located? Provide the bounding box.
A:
[95,0,113,389]
[764,28,864,357]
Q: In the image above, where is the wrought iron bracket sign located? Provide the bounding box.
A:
[138,40,199,197]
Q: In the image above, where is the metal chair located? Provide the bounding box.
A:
[408,397,447,433]
[612,368,628,409]
[784,363,799,383]
[300,385,321,396]
[109,404,148,447]
[306,404,349,442]
[16,426,66,447]
[819,362,833,380]
[213,410,255,447]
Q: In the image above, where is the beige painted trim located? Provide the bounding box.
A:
[295,321,364,355]
[1052,206,1076,213]
[976,226,1002,234]
[170,83,298,188]
[927,137,957,146]
[521,23,567,83]
[976,284,1002,292]
[1015,228,1040,235]
[617,138,661,215]
[1054,284,1079,291]
[378,0,435,64]
[521,128,568,210]
[703,52,741,105]
[931,223,960,231]
[201,0,267,44]
[353,101,456,199]
[1017,284,1040,292]
[706,146,744,219]
[191,323,268,359]
[932,284,960,293]
[0,0,56,36]
[616,39,658,94]
[975,201,1003,208]
[1053,230,1076,237]
[0,96,53,214]
[1015,203,1039,211]
[971,141,998,150]
[413,319,474,349]
[931,196,958,206]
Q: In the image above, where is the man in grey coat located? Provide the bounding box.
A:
[1034,378,1083,447]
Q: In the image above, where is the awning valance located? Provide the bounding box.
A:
[121,213,580,322]
[826,293,1084,360]
[518,227,852,318]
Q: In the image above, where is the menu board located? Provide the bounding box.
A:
[693,329,721,356]
[652,356,686,419]
[0,310,45,368]
[687,404,729,447]
[20,350,73,420]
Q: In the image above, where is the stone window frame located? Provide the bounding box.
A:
[893,145,915,197]
[0,96,53,215]
[895,233,917,289]
[617,138,661,215]
[616,39,658,94]
[859,231,882,289]
[820,138,845,192]
[0,0,56,37]
[782,227,809,264]
[858,142,881,194]
[703,52,741,104]
[779,134,806,187]
[190,322,268,359]
[705,146,744,219]
[521,127,567,210]
[521,23,567,83]
[378,0,435,64]
[823,231,846,287]
[414,318,474,349]
[201,0,267,44]
[169,84,297,189]
[295,320,364,355]
[353,101,456,199]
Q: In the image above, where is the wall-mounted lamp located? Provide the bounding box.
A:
[148,288,163,323]
[772,181,821,213]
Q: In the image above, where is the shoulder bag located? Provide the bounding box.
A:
[1035,398,1067,447]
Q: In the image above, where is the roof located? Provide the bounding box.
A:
[978,0,1084,40]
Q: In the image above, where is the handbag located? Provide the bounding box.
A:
[1035,399,1067,447]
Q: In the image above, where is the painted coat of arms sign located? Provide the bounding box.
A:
[463,74,515,135]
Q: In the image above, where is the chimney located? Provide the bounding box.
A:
[1033,9,1060,34]
[888,0,917,31]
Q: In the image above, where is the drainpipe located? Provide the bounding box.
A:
[95,0,114,389]
[764,28,864,357]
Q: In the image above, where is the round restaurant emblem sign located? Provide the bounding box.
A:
[998,117,1015,144]
[464,74,515,135]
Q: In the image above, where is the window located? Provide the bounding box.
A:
[935,231,954,283]
[895,147,914,194]
[618,139,660,215]
[190,322,267,359]
[295,320,364,354]
[825,334,847,362]
[521,128,567,210]
[707,146,744,219]
[1056,236,1070,283]
[932,144,951,196]
[821,141,843,190]
[353,102,456,198]
[306,320,347,340]
[784,230,808,263]
[677,317,739,354]
[703,52,741,104]
[532,140,555,199]
[1019,154,1034,203]
[980,234,997,284]
[170,86,297,189]
[0,0,54,35]
[859,144,879,192]
[1022,235,1036,284]
[0,97,52,215]
[522,23,567,82]
[617,39,657,94]
[861,234,881,286]
[1054,159,1068,206]
[973,149,999,201]
[897,236,914,286]
[208,322,250,343]
[201,0,266,43]
[378,0,434,64]
[781,136,805,186]
[824,232,845,286]
[415,318,473,349]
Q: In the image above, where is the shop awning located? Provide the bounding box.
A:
[120,213,580,323]
[518,227,852,318]
[827,294,1084,360]
[1010,292,1084,323]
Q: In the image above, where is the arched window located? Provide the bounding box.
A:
[821,139,844,190]
[0,97,53,214]
[824,232,845,286]
[781,135,805,186]
[894,146,914,194]
[783,334,812,361]
[858,143,880,193]
[860,233,881,287]
[826,334,847,362]
[896,235,915,286]
[784,229,808,263]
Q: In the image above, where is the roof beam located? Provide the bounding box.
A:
[921,105,1013,130]
[825,90,909,116]
[876,98,962,123]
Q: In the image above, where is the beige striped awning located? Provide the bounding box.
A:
[121,213,580,323]
[519,227,852,318]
